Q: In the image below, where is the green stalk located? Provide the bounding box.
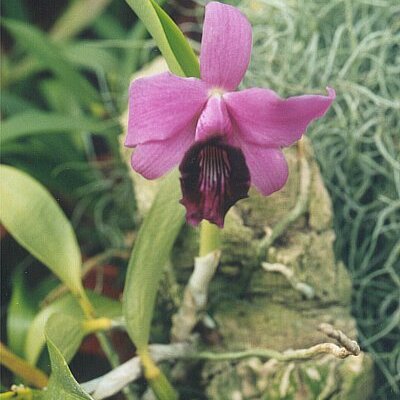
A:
[139,350,178,400]
[75,290,137,399]
[0,343,48,389]
[199,220,221,257]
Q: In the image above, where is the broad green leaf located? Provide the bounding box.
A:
[0,111,117,145]
[26,291,122,365]
[7,271,36,357]
[123,171,185,350]
[45,337,94,400]
[0,165,83,295]
[1,18,99,107]
[125,0,200,77]
[45,314,84,364]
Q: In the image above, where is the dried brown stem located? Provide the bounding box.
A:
[318,323,361,355]
[262,262,315,299]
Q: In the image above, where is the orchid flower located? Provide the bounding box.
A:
[125,1,335,227]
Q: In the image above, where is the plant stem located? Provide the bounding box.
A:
[0,343,48,388]
[82,318,113,334]
[95,333,121,370]
[96,332,138,400]
[0,386,33,400]
[76,290,96,319]
[199,220,221,257]
[76,289,137,399]
[139,349,178,400]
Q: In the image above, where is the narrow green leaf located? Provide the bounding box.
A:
[0,165,83,295]
[0,111,116,145]
[150,0,200,77]
[121,22,147,82]
[40,80,81,116]
[124,0,200,77]
[92,13,127,39]
[45,337,94,400]
[1,18,99,107]
[50,0,112,42]
[45,314,84,364]
[25,292,121,365]
[123,171,185,350]
[63,42,117,72]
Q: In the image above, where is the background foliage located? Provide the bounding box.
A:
[1,0,399,399]
[241,0,400,396]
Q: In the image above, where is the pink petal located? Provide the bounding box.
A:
[130,123,195,179]
[200,2,252,91]
[125,72,208,147]
[239,140,289,196]
[195,96,232,142]
[225,87,336,147]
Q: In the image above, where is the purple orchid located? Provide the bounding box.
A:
[125,1,335,227]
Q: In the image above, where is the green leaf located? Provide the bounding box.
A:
[50,0,112,42]
[0,90,38,115]
[40,80,81,115]
[124,0,200,77]
[149,0,200,77]
[1,18,99,107]
[0,165,83,295]
[45,337,94,400]
[123,171,185,350]
[45,314,84,364]
[91,14,126,39]
[63,42,117,72]
[124,0,199,357]
[26,292,121,365]
[0,111,117,145]
[7,271,36,357]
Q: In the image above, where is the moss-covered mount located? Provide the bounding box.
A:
[173,141,373,399]
[122,58,373,399]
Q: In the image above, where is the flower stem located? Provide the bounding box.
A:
[199,220,221,257]
[139,349,178,400]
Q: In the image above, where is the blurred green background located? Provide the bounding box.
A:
[1,0,399,399]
